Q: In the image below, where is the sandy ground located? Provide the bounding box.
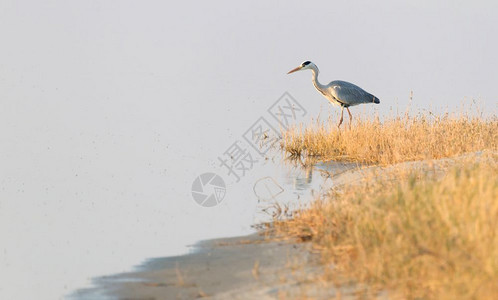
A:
[73,233,361,300]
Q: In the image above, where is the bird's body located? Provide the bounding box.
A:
[317,80,380,108]
[288,61,380,127]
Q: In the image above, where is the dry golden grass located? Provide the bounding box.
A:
[275,154,498,299]
[282,110,498,165]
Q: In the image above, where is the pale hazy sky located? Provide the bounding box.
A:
[1,1,497,299]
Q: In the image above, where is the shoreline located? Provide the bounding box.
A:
[72,152,489,299]
[72,232,361,299]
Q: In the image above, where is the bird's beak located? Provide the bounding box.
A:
[287,66,302,74]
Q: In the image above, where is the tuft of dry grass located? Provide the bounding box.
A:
[282,111,498,165]
[275,154,498,299]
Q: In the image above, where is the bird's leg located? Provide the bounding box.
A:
[346,107,353,129]
[338,106,344,128]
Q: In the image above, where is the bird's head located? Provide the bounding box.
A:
[287,61,316,74]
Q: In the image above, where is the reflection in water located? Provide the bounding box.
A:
[292,165,313,190]
[253,154,361,224]
[282,155,316,191]
[281,154,360,191]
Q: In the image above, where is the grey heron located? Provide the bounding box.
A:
[288,61,380,128]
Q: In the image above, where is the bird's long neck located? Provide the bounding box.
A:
[310,66,327,94]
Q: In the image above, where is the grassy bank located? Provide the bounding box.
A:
[281,111,498,165]
[276,109,498,299]
[275,154,498,299]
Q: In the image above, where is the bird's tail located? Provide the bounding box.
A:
[372,95,380,104]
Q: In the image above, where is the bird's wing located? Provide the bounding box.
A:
[327,80,379,106]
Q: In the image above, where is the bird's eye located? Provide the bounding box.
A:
[302,61,311,66]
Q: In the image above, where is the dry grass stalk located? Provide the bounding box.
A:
[282,110,497,165]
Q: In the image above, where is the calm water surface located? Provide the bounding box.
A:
[68,155,357,299]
